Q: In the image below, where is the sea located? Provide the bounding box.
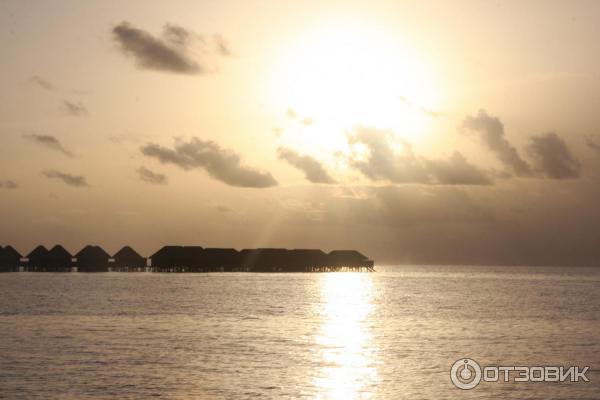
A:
[1,265,599,399]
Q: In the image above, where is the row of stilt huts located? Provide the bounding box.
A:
[0,245,375,273]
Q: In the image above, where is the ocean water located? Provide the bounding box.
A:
[1,266,599,399]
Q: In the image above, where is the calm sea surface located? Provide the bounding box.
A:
[1,266,599,399]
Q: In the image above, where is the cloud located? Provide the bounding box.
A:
[137,166,168,185]
[347,127,430,184]
[301,117,315,126]
[526,133,581,179]
[23,134,74,157]
[28,75,55,91]
[462,110,531,176]
[0,179,18,189]
[61,99,87,116]
[347,127,490,185]
[277,147,336,184]
[425,152,492,185]
[399,95,441,117]
[213,34,231,56]
[112,21,202,74]
[285,108,298,118]
[42,170,89,187]
[585,134,600,151]
[141,137,277,188]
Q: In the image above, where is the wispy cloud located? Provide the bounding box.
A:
[278,147,336,184]
[61,99,88,117]
[23,134,74,157]
[43,170,89,187]
[28,75,55,91]
[137,166,168,185]
[141,137,277,188]
[213,34,231,56]
[0,179,18,189]
[112,21,202,74]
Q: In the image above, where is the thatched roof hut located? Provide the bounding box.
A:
[238,248,289,272]
[286,249,328,271]
[327,250,373,268]
[45,245,73,271]
[112,246,146,269]
[202,248,239,271]
[150,246,204,271]
[0,245,22,271]
[76,245,110,272]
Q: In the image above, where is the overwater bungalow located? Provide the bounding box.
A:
[25,245,49,272]
[286,249,329,272]
[0,246,22,272]
[327,250,374,271]
[238,248,290,272]
[112,246,146,272]
[76,245,110,272]
[202,248,239,272]
[150,246,204,272]
[47,245,74,272]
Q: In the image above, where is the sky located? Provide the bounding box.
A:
[1,0,600,265]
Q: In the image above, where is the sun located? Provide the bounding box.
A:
[269,19,442,154]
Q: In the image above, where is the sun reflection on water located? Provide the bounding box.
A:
[314,273,379,399]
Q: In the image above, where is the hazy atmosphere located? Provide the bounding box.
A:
[2,0,600,265]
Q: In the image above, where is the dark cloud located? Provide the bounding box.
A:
[61,99,87,116]
[141,137,277,188]
[137,166,168,185]
[526,133,581,179]
[28,75,55,91]
[425,152,492,185]
[277,147,336,184]
[462,110,531,176]
[112,21,201,74]
[23,134,74,157]
[0,179,18,189]
[43,170,89,187]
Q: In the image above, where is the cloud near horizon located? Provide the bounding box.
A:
[277,147,336,184]
[42,170,89,187]
[347,127,491,185]
[23,134,74,157]
[137,166,168,185]
[141,137,277,188]
[112,21,203,74]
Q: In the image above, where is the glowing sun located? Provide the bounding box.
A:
[270,19,442,153]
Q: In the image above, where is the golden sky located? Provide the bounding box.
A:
[2,0,600,265]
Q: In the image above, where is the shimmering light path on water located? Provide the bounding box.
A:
[1,266,599,399]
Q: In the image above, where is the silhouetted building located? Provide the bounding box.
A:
[46,245,73,272]
[0,246,22,272]
[76,245,110,272]
[327,250,374,271]
[287,249,328,272]
[112,246,146,272]
[150,246,204,272]
[238,248,290,272]
[202,248,239,272]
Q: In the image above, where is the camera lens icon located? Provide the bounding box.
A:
[451,358,482,390]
